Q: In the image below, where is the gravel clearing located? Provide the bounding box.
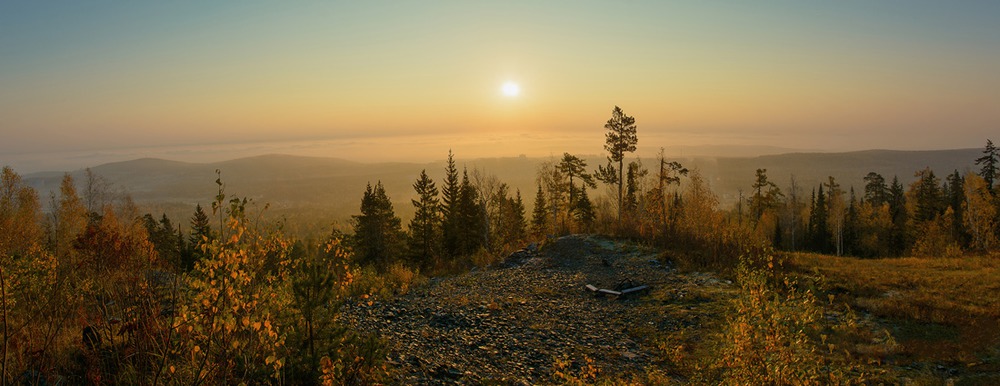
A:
[343,234,722,384]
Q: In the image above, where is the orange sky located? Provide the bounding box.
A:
[2,2,999,172]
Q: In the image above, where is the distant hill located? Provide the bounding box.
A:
[23,148,984,234]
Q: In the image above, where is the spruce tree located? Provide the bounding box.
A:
[185,203,212,270]
[888,176,908,255]
[911,167,943,223]
[975,139,997,194]
[441,151,461,258]
[510,189,527,242]
[531,184,548,238]
[862,172,888,206]
[352,181,404,268]
[408,169,440,269]
[844,188,860,256]
[457,169,485,255]
[945,170,966,245]
[573,188,597,232]
[809,185,830,253]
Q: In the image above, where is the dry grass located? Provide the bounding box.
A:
[788,253,1000,383]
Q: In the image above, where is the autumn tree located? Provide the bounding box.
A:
[596,106,638,226]
[352,181,404,268]
[49,174,87,263]
[652,148,688,238]
[825,177,846,256]
[408,169,440,269]
[143,213,182,270]
[1,166,42,259]
[778,176,804,251]
[537,160,568,234]
[963,172,997,251]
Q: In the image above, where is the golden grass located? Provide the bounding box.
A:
[787,252,1000,381]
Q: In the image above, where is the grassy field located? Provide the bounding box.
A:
[788,253,1000,384]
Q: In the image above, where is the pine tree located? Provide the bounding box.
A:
[597,106,638,226]
[531,184,548,238]
[557,153,596,211]
[975,139,998,194]
[352,181,404,268]
[408,169,440,269]
[750,168,783,225]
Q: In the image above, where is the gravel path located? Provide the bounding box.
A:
[343,235,688,384]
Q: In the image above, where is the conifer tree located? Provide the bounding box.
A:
[597,106,638,226]
[408,169,440,269]
[441,151,461,258]
[844,188,860,256]
[510,189,528,242]
[945,170,966,245]
[185,203,212,270]
[531,184,548,238]
[975,139,997,194]
[573,188,597,232]
[911,167,943,223]
[557,153,596,211]
[888,176,908,255]
[862,172,888,206]
[623,160,646,217]
[457,170,485,255]
[809,185,831,252]
[749,168,783,225]
[352,181,404,268]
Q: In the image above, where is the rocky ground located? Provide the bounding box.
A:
[343,235,733,385]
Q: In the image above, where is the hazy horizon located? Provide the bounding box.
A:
[3,2,999,173]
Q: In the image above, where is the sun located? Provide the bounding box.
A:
[501,81,520,97]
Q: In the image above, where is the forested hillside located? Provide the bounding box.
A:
[2,106,998,383]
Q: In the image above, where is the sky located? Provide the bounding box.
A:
[2,1,999,172]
